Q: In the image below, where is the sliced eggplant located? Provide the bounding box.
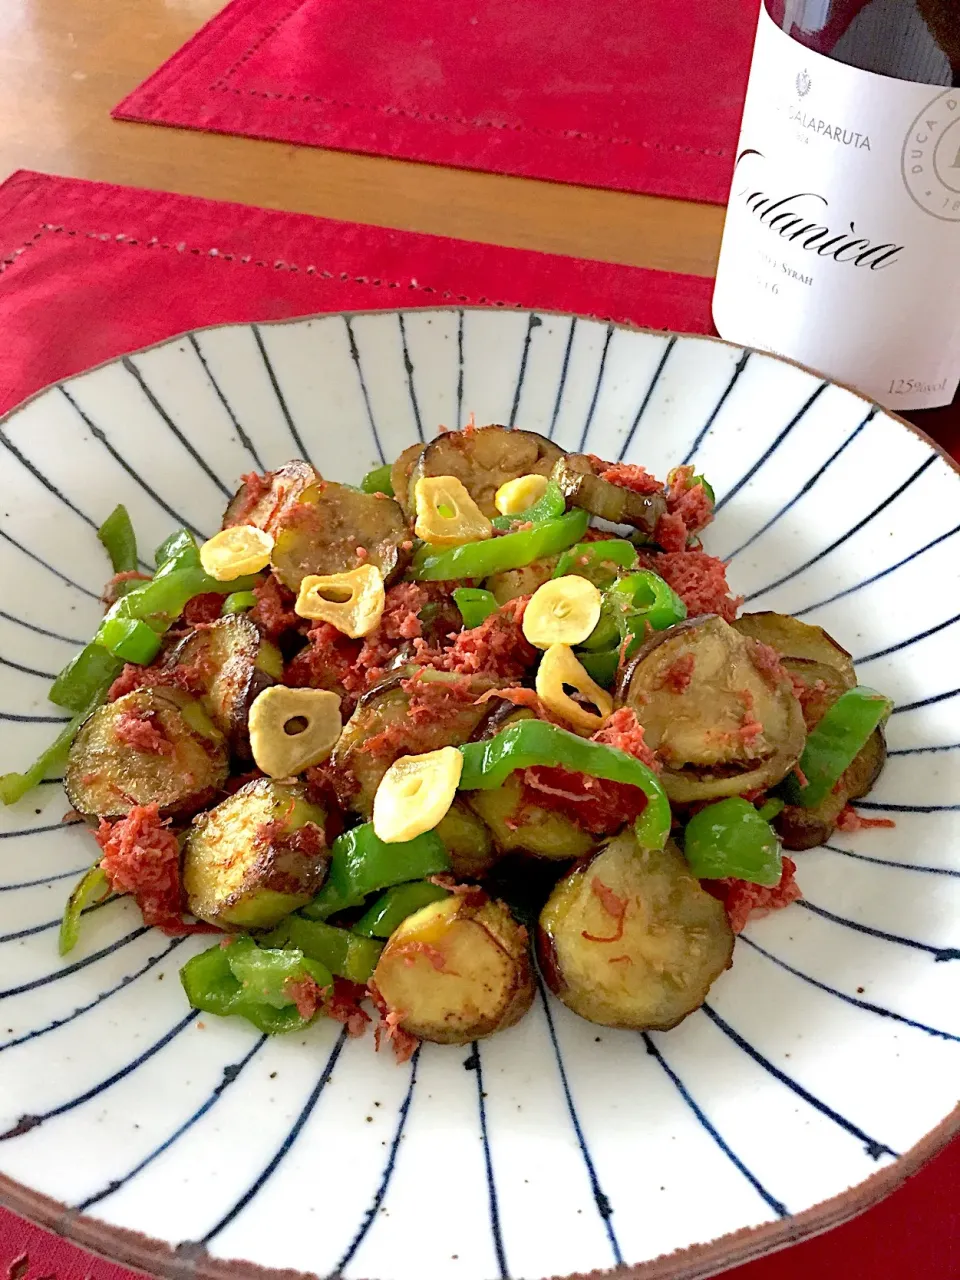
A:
[467,774,596,861]
[412,425,563,519]
[165,614,282,758]
[390,442,427,518]
[538,831,733,1030]
[618,615,805,802]
[372,892,534,1044]
[435,799,500,878]
[183,779,330,930]
[222,460,318,536]
[776,727,887,850]
[65,689,228,821]
[732,613,855,731]
[271,480,410,592]
[552,454,666,534]
[330,671,497,818]
[485,555,560,606]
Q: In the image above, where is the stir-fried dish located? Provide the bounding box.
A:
[2,423,894,1059]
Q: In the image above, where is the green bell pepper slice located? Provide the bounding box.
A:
[181,936,333,1034]
[576,647,621,688]
[491,479,566,530]
[453,587,498,629]
[48,643,124,713]
[353,881,451,938]
[154,528,201,572]
[609,571,687,656]
[221,590,258,615]
[59,862,111,956]
[781,686,893,810]
[553,539,639,587]
[683,797,783,886]
[302,823,451,919]
[97,504,138,574]
[264,915,384,983]
[458,719,671,850]
[360,463,395,497]
[412,508,589,581]
[98,616,164,665]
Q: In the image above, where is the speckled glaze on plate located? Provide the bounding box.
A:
[0,310,958,1280]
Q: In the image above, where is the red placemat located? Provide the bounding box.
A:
[113,0,758,204]
[0,168,957,1280]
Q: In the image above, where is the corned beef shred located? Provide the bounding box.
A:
[284,975,325,1022]
[746,638,790,688]
[401,673,480,726]
[665,465,714,538]
[346,583,432,691]
[592,707,661,772]
[654,510,689,553]
[440,596,536,681]
[522,766,648,834]
[229,470,272,527]
[285,622,361,702]
[836,805,896,832]
[107,653,212,703]
[251,575,301,641]
[95,803,202,933]
[656,653,696,694]
[112,709,173,756]
[596,461,664,495]
[581,877,627,943]
[521,709,660,835]
[638,550,742,623]
[369,983,420,1064]
[108,663,149,701]
[326,978,372,1037]
[704,857,802,934]
[182,593,224,626]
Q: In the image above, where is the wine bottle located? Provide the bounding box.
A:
[712,0,960,412]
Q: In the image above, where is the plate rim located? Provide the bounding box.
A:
[1,305,957,1280]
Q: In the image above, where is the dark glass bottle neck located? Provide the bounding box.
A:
[765,0,960,86]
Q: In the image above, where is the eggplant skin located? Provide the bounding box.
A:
[537,832,733,1031]
[466,774,596,861]
[64,689,228,821]
[552,454,666,533]
[222,460,318,537]
[165,614,282,759]
[330,672,498,818]
[270,479,410,591]
[412,425,563,519]
[776,727,887,851]
[618,614,805,803]
[391,442,427,518]
[183,779,329,930]
[373,893,534,1045]
[435,799,500,879]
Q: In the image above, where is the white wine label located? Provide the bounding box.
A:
[712,6,960,412]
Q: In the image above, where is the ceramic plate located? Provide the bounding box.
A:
[0,310,958,1280]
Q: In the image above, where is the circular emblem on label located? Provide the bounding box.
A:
[901,90,960,221]
[795,69,811,98]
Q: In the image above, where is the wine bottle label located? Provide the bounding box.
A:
[713,6,960,412]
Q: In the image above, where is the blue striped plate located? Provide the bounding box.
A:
[0,309,958,1280]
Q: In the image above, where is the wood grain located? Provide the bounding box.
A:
[0,0,724,277]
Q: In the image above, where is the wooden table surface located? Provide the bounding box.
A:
[0,0,724,278]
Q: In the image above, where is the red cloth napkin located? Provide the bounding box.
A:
[113,0,758,204]
[0,168,957,1280]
